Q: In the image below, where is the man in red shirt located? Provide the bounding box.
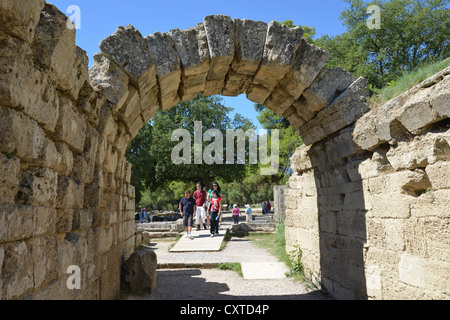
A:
[193,182,208,230]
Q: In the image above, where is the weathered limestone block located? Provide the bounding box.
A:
[292,96,316,122]
[399,252,449,293]
[0,106,45,162]
[17,168,58,207]
[265,40,330,115]
[223,19,267,96]
[0,0,45,43]
[100,25,157,99]
[385,130,450,170]
[302,68,356,113]
[56,176,84,209]
[170,23,210,101]
[125,249,157,296]
[252,21,304,95]
[52,94,87,153]
[1,241,34,299]
[38,138,63,172]
[354,67,450,151]
[430,73,450,117]
[34,206,57,236]
[117,85,141,128]
[89,53,130,110]
[32,3,87,100]
[0,204,33,243]
[279,39,330,100]
[29,235,58,289]
[0,153,20,204]
[203,15,235,96]
[145,32,181,110]
[283,106,306,129]
[54,142,74,176]
[299,77,369,145]
[425,161,450,189]
[0,32,60,132]
[290,144,313,173]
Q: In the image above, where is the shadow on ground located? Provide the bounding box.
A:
[137,269,330,300]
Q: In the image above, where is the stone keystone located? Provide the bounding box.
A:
[203,15,235,95]
[99,25,157,97]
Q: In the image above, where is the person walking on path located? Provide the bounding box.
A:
[207,182,223,227]
[245,204,252,223]
[140,207,147,223]
[232,204,242,224]
[193,182,207,230]
[208,190,222,237]
[262,201,267,215]
[179,191,196,239]
[266,201,271,213]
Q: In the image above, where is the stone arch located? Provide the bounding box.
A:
[0,2,373,300]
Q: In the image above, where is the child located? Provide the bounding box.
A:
[179,191,196,239]
[232,204,242,224]
[208,190,222,237]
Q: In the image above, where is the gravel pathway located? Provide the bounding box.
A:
[127,235,331,300]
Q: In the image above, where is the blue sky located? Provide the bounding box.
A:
[50,0,350,128]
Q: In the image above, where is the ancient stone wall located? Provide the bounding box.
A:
[1,0,447,300]
[0,1,136,299]
[285,67,450,299]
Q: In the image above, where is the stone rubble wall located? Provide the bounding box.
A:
[285,67,450,299]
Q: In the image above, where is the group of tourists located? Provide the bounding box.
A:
[178,181,271,240]
[178,181,224,239]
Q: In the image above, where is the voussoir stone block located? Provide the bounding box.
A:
[170,23,210,101]
[100,25,157,98]
[145,32,181,111]
[266,40,330,114]
[278,39,330,100]
[0,0,45,43]
[223,19,267,96]
[89,53,130,110]
[252,21,304,94]
[203,15,235,96]
[303,68,356,113]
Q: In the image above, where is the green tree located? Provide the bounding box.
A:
[126,93,256,206]
[316,0,450,87]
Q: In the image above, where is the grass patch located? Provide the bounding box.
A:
[369,57,450,107]
[217,262,243,277]
[247,223,306,283]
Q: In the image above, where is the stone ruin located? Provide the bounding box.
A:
[0,0,448,299]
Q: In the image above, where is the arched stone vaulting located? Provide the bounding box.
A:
[1,1,448,300]
[90,15,369,150]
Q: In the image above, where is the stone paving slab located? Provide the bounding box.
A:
[169,220,232,252]
[241,262,289,279]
